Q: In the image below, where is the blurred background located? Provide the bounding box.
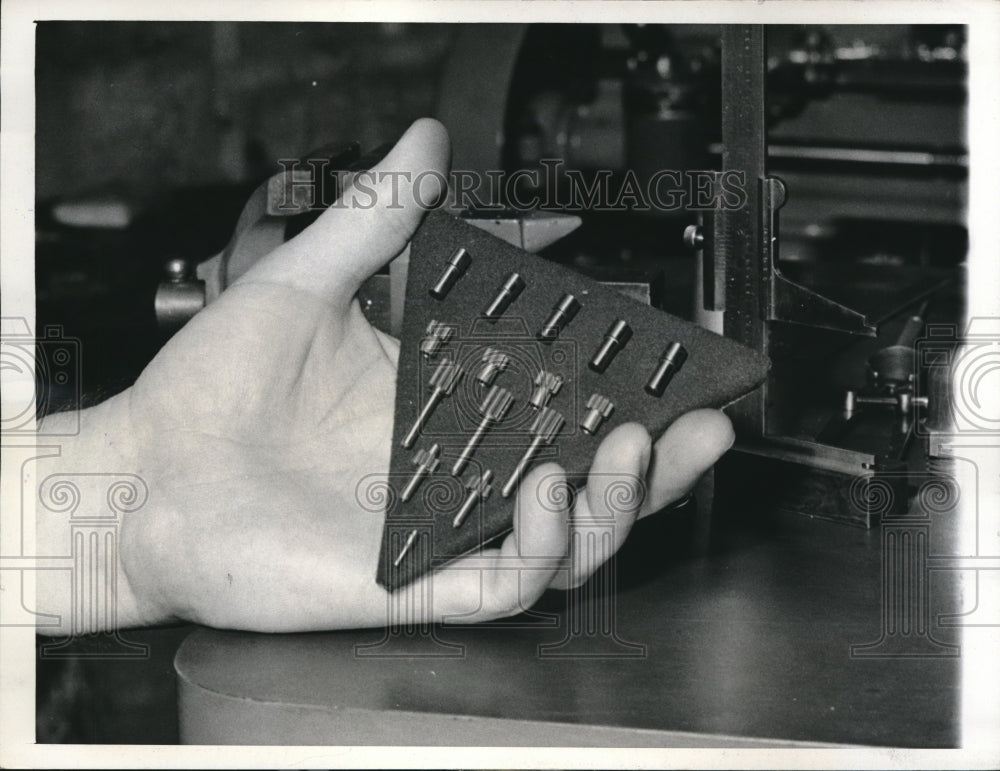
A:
[35,21,967,743]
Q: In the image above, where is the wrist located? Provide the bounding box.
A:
[35,390,166,634]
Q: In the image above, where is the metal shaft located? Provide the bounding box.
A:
[501,436,545,498]
[393,529,419,567]
[401,390,444,449]
[453,491,479,529]
[451,419,489,476]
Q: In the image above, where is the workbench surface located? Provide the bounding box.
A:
[174,502,961,747]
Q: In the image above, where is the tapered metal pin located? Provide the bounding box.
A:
[401,443,441,502]
[501,407,565,498]
[451,385,514,476]
[401,359,464,449]
[453,470,493,529]
[393,529,419,567]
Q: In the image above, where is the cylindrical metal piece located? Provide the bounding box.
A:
[501,436,545,499]
[645,341,688,397]
[580,393,614,435]
[529,370,563,410]
[401,444,440,502]
[453,495,478,529]
[401,391,443,449]
[451,385,514,476]
[401,359,463,448]
[453,470,493,529]
[475,348,510,387]
[589,319,633,373]
[393,529,419,567]
[451,421,489,476]
[483,273,525,321]
[419,320,455,359]
[400,467,429,502]
[501,407,565,498]
[538,293,581,342]
[429,247,471,300]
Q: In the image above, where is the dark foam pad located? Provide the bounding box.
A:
[376,210,768,589]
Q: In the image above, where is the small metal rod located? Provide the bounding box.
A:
[453,470,493,529]
[451,421,489,476]
[393,529,419,567]
[451,385,514,476]
[501,436,545,499]
[400,443,440,502]
[402,390,444,449]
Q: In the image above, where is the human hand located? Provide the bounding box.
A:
[37,118,733,633]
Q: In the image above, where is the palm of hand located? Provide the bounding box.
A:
[122,283,402,630]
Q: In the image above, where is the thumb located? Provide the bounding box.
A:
[236,117,451,303]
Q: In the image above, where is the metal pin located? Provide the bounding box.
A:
[501,407,565,498]
[393,529,419,567]
[400,443,441,502]
[453,470,493,529]
[475,347,510,387]
[529,369,564,410]
[401,359,464,449]
[429,247,471,300]
[419,320,455,359]
[451,386,514,476]
[581,393,615,435]
[589,319,633,373]
[645,342,688,397]
[538,293,581,342]
[483,273,525,321]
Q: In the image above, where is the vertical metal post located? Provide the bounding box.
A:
[720,25,768,436]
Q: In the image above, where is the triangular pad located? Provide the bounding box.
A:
[376,210,768,589]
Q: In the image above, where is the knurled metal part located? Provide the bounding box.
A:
[401,359,465,449]
[453,470,494,529]
[465,470,494,496]
[475,347,510,386]
[429,358,463,395]
[581,393,615,435]
[401,443,441,502]
[412,443,441,473]
[531,406,566,442]
[530,370,564,409]
[419,319,455,358]
[480,384,515,421]
[451,387,515,476]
